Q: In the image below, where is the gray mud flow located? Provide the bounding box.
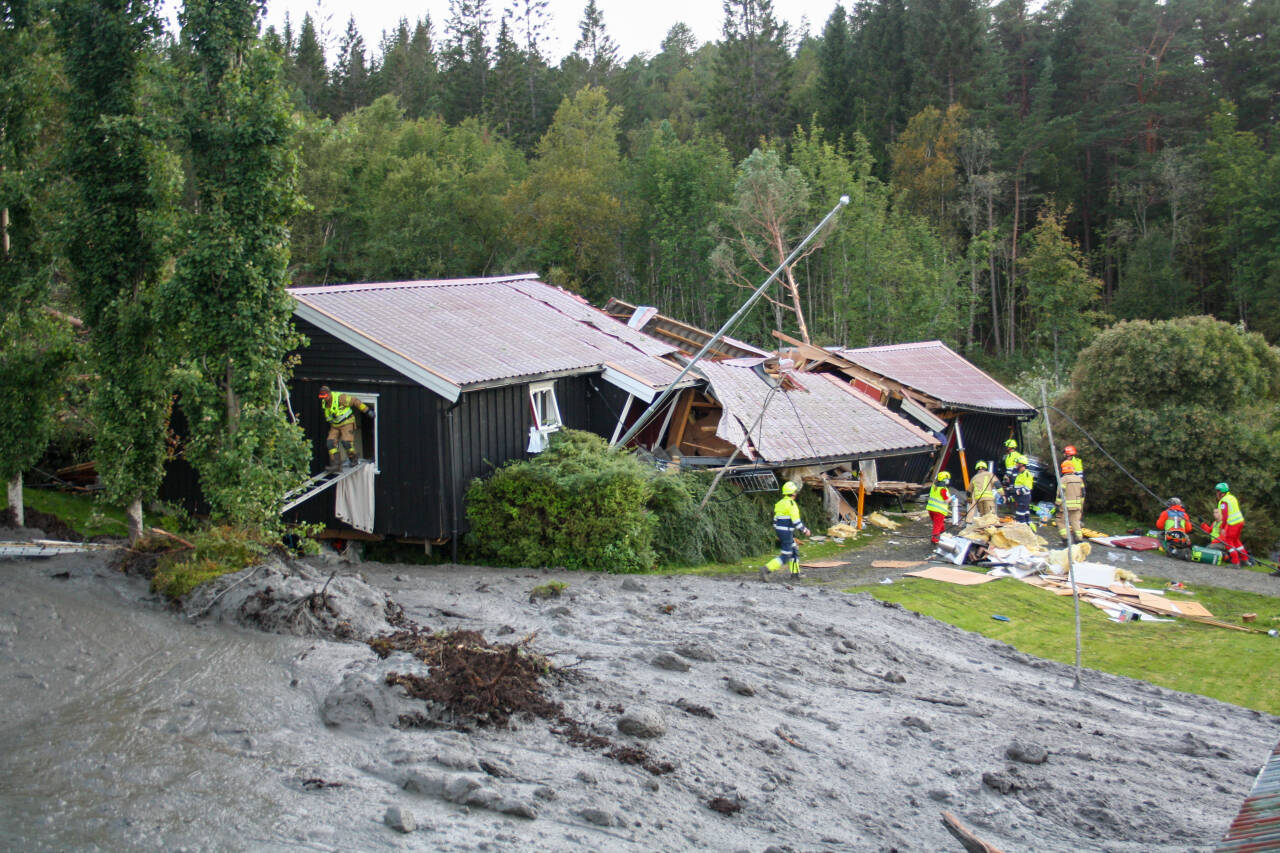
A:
[1,549,1277,852]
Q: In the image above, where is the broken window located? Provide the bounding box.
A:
[528,381,561,453]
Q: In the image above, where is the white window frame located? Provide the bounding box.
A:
[344,391,380,473]
[528,381,561,453]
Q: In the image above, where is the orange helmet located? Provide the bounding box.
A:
[1060,460,1074,474]
[318,385,331,399]
[1064,445,1077,456]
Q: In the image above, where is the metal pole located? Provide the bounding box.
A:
[1042,383,1083,689]
[612,194,850,450]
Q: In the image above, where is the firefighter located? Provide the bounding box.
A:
[969,461,998,518]
[318,385,374,472]
[762,481,809,581]
[1063,445,1084,478]
[1155,498,1193,558]
[927,471,952,544]
[1001,438,1020,487]
[1012,455,1034,526]
[1208,482,1251,566]
[1056,459,1085,539]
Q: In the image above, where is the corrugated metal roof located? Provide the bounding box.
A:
[695,360,939,465]
[289,275,687,395]
[837,341,1036,415]
[1218,737,1280,852]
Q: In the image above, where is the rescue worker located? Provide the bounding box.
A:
[1208,482,1251,566]
[927,471,952,544]
[762,481,809,581]
[1055,459,1085,539]
[969,461,998,518]
[1012,454,1034,526]
[1063,445,1084,479]
[1000,438,1020,487]
[1155,498,1193,558]
[318,385,374,472]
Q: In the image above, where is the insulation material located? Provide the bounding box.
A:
[1046,542,1093,574]
[904,566,998,585]
[866,512,901,531]
[987,524,1048,551]
[827,523,859,539]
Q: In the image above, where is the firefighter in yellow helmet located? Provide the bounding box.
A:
[318,385,374,472]
[969,460,998,518]
[762,481,809,582]
[927,471,952,543]
[1000,438,1020,487]
[1011,455,1034,525]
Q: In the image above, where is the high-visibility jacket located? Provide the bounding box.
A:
[773,495,803,531]
[1002,451,1020,475]
[970,470,996,501]
[1013,469,1034,492]
[322,393,366,425]
[1067,456,1083,476]
[1057,473,1084,509]
[1157,506,1192,533]
[1219,493,1244,526]
[927,483,950,514]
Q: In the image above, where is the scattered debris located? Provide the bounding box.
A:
[707,796,742,815]
[529,581,568,602]
[866,512,901,531]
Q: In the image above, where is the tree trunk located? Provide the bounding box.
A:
[126,497,143,545]
[784,266,811,344]
[1008,169,1022,355]
[7,473,22,528]
[987,191,1001,353]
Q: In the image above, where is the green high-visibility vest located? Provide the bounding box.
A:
[1220,493,1244,525]
[322,395,354,425]
[927,483,949,514]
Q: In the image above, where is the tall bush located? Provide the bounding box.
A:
[1058,316,1280,552]
[466,430,656,572]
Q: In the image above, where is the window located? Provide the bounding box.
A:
[528,381,561,453]
[347,391,380,472]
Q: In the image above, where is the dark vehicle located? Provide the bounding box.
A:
[1022,455,1058,503]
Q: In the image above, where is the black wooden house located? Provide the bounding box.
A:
[167,275,693,551]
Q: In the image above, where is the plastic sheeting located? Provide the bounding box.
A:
[334,463,376,533]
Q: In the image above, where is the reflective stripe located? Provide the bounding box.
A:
[970,471,995,501]
[322,395,354,425]
[1220,494,1244,525]
[926,484,949,514]
[1163,509,1188,531]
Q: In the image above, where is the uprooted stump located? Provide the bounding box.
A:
[375,628,559,727]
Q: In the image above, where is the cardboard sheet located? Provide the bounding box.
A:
[1171,600,1215,618]
[1068,562,1119,587]
[904,566,998,585]
[872,560,926,569]
[801,560,849,568]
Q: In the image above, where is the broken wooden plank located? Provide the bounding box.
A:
[941,811,1005,853]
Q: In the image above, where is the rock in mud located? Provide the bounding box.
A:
[435,747,481,771]
[617,707,667,738]
[901,716,932,732]
[882,671,907,684]
[578,807,617,826]
[384,806,415,833]
[675,641,716,662]
[982,771,1020,794]
[653,652,691,672]
[725,677,757,696]
[1006,741,1048,764]
[621,578,648,592]
[320,673,396,728]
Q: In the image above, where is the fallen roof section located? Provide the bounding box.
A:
[695,359,940,466]
[291,276,693,403]
[603,297,770,361]
[836,340,1036,416]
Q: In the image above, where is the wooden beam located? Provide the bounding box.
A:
[665,388,696,454]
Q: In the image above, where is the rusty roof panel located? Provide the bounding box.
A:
[838,341,1036,415]
[290,276,686,391]
[695,360,939,465]
[1218,738,1280,852]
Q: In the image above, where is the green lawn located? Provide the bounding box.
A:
[22,487,131,538]
[851,571,1280,715]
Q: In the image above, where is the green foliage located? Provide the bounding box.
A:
[151,524,269,599]
[1058,316,1280,552]
[528,580,567,600]
[56,0,176,527]
[466,430,656,572]
[647,472,778,567]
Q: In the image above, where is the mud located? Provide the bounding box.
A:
[0,536,1277,852]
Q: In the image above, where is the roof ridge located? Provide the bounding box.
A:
[289,273,540,295]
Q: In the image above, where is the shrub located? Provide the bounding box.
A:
[466,430,657,572]
[1057,316,1280,553]
[151,524,271,599]
[648,472,777,566]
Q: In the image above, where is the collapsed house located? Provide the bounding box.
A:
[770,333,1039,490]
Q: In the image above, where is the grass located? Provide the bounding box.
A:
[21,487,184,539]
[849,571,1280,715]
[669,528,882,576]
[151,525,271,599]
